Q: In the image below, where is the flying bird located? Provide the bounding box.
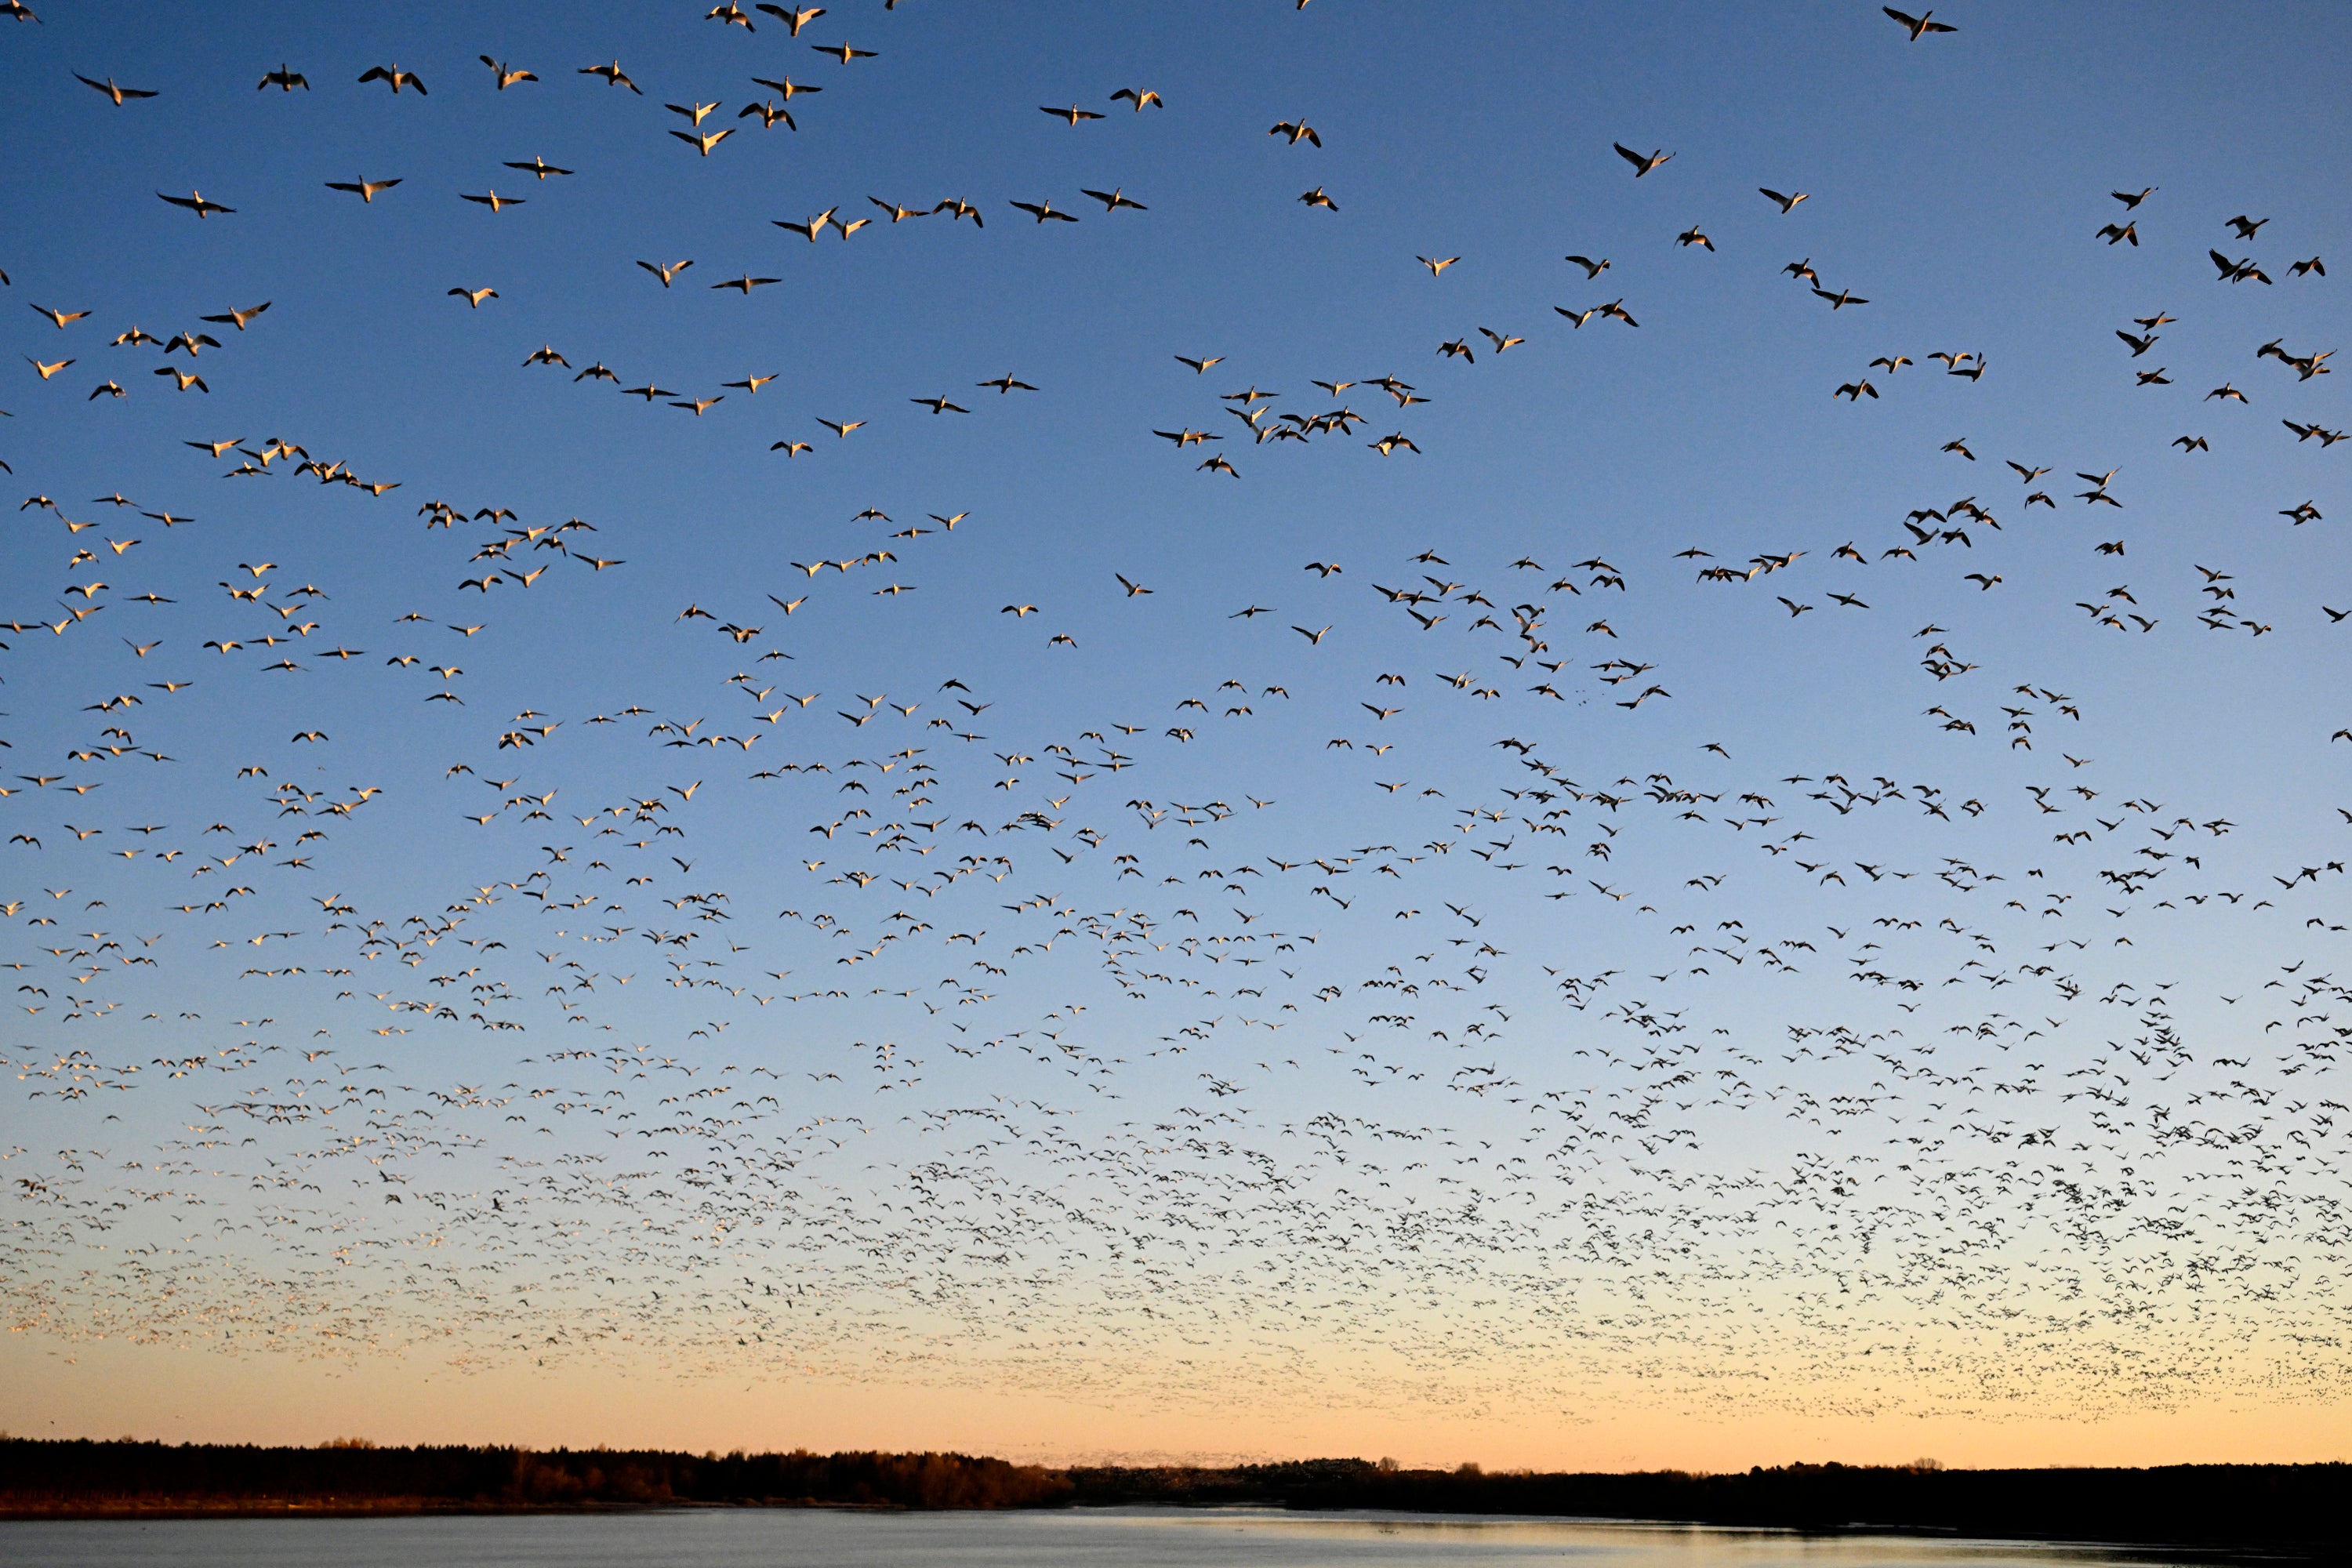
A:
[357,64,427,94]
[158,190,234,218]
[74,72,158,103]
[1883,7,1957,39]
[579,60,643,92]
[480,57,538,89]
[325,177,403,204]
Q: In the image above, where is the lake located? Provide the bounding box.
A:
[0,1506,2220,1568]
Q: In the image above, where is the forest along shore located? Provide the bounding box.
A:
[2,1441,2347,1555]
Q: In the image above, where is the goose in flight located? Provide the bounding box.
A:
[1883,7,1956,39]
[357,63,426,94]
[256,64,309,91]
[325,177,402,203]
[1041,103,1105,125]
[200,302,270,330]
[758,3,826,33]
[75,72,158,103]
[1613,143,1671,176]
[480,57,537,89]
[579,60,642,93]
[1081,187,1146,212]
[1759,187,1808,212]
[463,191,525,212]
[158,190,233,218]
[1269,119,1321,146]
[1110,88,1162,111]
[775,209,837,241]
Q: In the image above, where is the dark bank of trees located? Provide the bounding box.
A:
[1067,1457,2350,1554]
[5,1439,2347,1553]
[0,1439,1070,1512]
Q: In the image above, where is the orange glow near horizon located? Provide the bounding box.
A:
[8,1337,2347,1472]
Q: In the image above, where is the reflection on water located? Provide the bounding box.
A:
[0,1505,2212,1568]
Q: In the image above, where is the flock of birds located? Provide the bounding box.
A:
[3,2,2349,1444]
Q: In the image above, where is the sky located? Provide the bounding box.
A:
[2,0,2349,1471]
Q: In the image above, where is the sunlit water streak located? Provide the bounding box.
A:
[0,1505,2216,1568]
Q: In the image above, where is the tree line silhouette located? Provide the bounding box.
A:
[0,1439,1069,1511]
[3,1440,2344,1554]
[1069,1456,2349,1552]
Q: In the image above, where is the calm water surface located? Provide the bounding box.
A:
[0,1507,2212,1568]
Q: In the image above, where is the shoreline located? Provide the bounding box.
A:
[0,1497,905,1520]
[2,1443,2341,1559]
[0,1496,2310,1559]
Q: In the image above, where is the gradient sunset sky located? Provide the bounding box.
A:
[3,0,2348,1468]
